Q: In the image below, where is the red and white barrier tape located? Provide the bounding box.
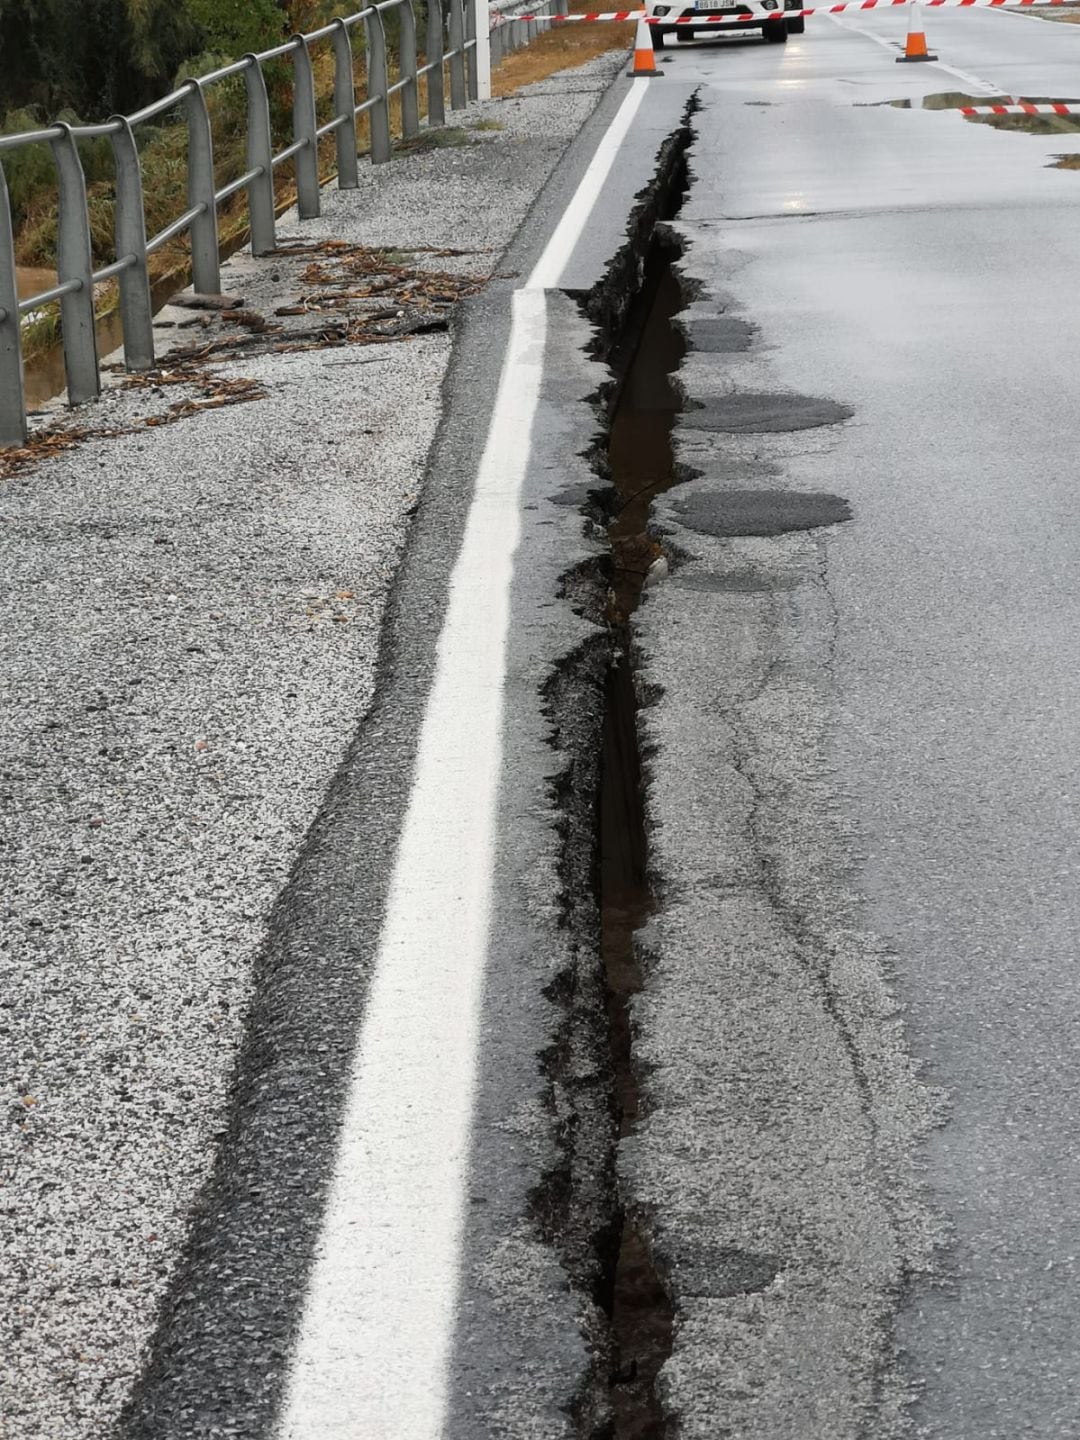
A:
[489,8,640,19]
[922,0,1080,7]
[491,0,1080,25]
[959,101,1080,113]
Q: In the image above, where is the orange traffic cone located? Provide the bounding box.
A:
[628,14,663,77]
[896,5,937,61]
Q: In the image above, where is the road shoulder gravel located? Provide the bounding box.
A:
[0,51,626,1440]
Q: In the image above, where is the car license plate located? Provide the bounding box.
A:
[694,2,711,11]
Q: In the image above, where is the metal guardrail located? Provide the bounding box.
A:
[489,0,563,62]
[0,0,495,448]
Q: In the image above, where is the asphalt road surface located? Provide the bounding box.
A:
[268,9,1080,1426]
[12,9,1080,1440]
[141,13,1080,1439]
[632,8,1080,1438]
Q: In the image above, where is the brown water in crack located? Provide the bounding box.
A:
[601,246,684,1440]
[607,260,684,626]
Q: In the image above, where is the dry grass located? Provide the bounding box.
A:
[908,90,1080,135]
[1025,2,1080,19]
[970,109,1080,138]
[492,3,634,95]
[971,109,1080,135]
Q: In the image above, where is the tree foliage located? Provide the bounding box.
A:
[0,0,206,119]
[185,0,284,62]
[0,0,363,259]
[0,2,370,122]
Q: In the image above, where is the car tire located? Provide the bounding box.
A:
[765,18,788,39]
[786,13,805,31]
[653,26,666,46]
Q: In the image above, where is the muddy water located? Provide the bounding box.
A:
[16,269,172,411]
[607,258,685,623]
[16,265,56,301]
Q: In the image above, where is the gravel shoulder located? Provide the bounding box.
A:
[0,51,625,1440]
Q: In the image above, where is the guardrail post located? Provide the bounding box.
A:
[291,35,321,219]
[465,0,479,101]
[243,57,277,254]
[427,0,446,129]
[398,1,421,140]
[0,161,26,448]
[332,20,360,189]
[448,0,467,110]
[183,81,221,294]
[473,0,492,96]
[108,117,154,372]
[50,123,99,406]
[365,9,393,164]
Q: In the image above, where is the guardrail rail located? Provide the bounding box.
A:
[0,0,508,448]
[489,0,565,61]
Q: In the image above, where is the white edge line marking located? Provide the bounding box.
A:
[528,79,649,290]
[277,285,547,1440]
[276,79,647,1440]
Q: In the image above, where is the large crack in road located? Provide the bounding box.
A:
[600,232,686,1440]
[538,107,695,1440]
[539,83,949,1438]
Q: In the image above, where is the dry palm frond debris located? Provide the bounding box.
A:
[166,241,488,364]
[0,427,119,481]
[0,369,266,480]
[141,373,268,426]
[1,241,484,481]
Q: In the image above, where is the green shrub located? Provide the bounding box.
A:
[184,0,284,59]
[1,106,114,235]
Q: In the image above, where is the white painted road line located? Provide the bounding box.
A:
[275,80,646,1440]
[528,80,648,291]
[277,283,547,1440]
[829,9,1002,90]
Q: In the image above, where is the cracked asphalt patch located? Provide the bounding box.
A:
[673,488,852,537]
[685,390,854,433]
[678,314,755,353]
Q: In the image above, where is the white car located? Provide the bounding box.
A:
[645,0,803,46]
